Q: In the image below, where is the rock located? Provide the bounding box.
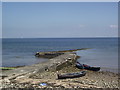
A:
[16,76,25,79]
[4,79,10,83]
[35,51,64,58]
[67,58,72,60]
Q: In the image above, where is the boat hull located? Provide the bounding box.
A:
[57,71,86,79]
[76,62,100,71]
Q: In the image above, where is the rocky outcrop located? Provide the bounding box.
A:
[35,48,89,58]
[35,52,64,58]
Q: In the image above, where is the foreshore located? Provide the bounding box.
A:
[0,49,119,89]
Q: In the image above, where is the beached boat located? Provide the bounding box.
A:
[76,62,100,71]
[57,71,86,79]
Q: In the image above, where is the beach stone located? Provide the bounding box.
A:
[16,76,25,79]
[4,79,10,83]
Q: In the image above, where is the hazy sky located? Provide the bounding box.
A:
[0,1,2,38]
[2,2,118,38]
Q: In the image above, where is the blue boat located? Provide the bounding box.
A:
[57,71,86,79]
[76,62,100,71]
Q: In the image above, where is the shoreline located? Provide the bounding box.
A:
[2,48,118,74]
[1,63,119,74]
[1,49,119,89]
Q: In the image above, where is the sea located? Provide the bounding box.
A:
[2,38,119,73]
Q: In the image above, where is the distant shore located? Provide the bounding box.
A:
[1,49,119,89]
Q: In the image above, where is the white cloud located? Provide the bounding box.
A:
[110,25,118,28]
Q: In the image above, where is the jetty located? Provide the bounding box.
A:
[1,51,79,80]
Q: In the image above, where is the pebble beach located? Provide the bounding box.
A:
[1,50,119,89]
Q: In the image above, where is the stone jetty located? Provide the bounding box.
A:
[1,51,78,80]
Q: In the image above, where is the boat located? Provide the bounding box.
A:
[57,71,86,79]
[76,62,100,71]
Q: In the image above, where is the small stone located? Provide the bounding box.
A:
[11,83,14,86]
[16,76,25,79]
[21,70,24,72]
[4,79,10,83]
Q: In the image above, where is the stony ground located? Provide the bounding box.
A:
[0,50,119,89]
[1,65,119,89]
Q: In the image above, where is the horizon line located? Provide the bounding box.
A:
[2,0,119,2]
[1,37,119,39]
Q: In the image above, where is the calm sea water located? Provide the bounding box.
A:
[2,38,118,72]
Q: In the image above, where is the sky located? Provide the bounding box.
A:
[0,1,2,38]
[2,2,118,38]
